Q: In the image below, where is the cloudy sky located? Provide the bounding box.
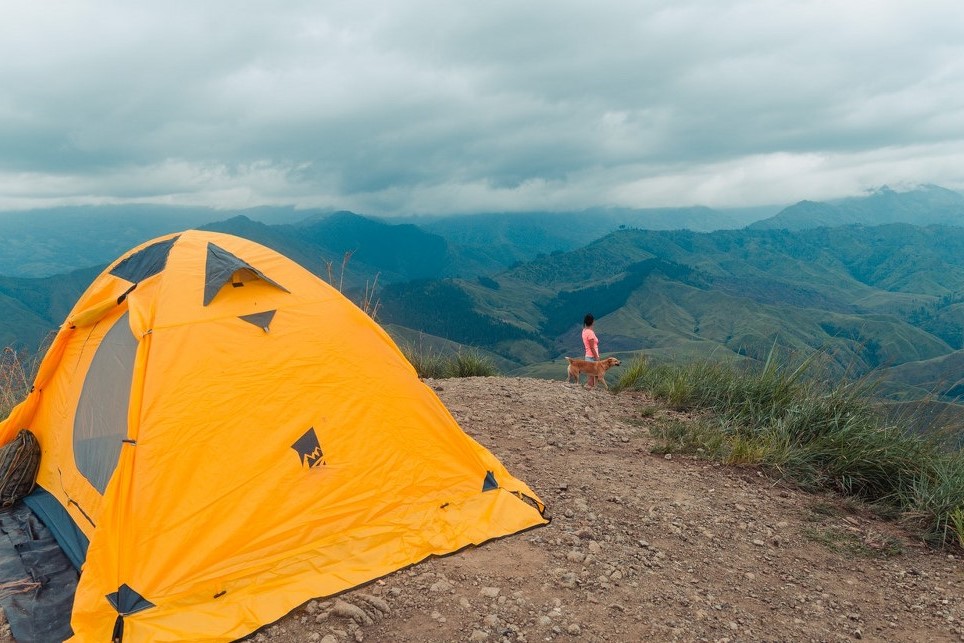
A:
[2,1,964,215]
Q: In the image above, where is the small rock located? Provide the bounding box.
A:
[332,600,373,626]
[567,623,582,635]
[854,628,862,639]
[357,594,389,615]
[556,572,578,589]
[665,453,673,460]
[469,629,489,641]
[480,586,501,598]
[752,539,765,547]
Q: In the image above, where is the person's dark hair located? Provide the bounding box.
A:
[584,313,594,327]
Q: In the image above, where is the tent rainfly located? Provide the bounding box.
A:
[0,230,547,642]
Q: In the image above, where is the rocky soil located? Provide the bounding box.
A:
[5,376,960,642]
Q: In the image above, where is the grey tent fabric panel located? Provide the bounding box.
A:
[292,427,323,468]
[482,470,499,492]
[73,311,138,494]
[204,243,290,306]
[109,236,178,283]
[106,583,155,615]
[238,310,276,332]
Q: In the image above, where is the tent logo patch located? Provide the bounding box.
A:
[292,428,325,468]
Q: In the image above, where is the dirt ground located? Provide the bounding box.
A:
[241,376,962,643]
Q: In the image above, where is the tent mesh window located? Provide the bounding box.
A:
[73,312,138,494]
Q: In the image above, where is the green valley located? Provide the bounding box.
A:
[1,192,963,421]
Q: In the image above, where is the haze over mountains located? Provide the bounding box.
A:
[1,184,962,420]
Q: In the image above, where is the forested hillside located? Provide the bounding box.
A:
[1,203,962,413]
[376,224,964,407]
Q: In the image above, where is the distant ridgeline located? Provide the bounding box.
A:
[1,186,963,419]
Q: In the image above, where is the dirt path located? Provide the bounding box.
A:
[250,377,961,642]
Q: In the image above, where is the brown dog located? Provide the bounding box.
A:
[565,356,621,389]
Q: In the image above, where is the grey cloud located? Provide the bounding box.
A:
[2,0,964,213]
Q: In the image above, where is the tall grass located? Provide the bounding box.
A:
[618,353,964,548]
[402,343,449,379]
[324,250,381,319]
[401,343,498,379]
[1,347,35,420]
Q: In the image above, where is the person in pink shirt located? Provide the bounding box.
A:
[581,313,600,387]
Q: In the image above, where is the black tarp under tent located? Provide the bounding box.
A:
[0,501,77,642]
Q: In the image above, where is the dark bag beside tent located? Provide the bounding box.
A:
[0,429,40,508]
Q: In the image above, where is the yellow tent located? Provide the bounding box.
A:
[0,230,547,642]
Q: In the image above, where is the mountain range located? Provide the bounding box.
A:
[1,185,963,417]
[750,184,964,231]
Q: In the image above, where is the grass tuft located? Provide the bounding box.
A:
[402,343,449,379]
[802,525,904,558]
[446,349,498,378]
[1,347,36,420]
[401,343,498,379]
